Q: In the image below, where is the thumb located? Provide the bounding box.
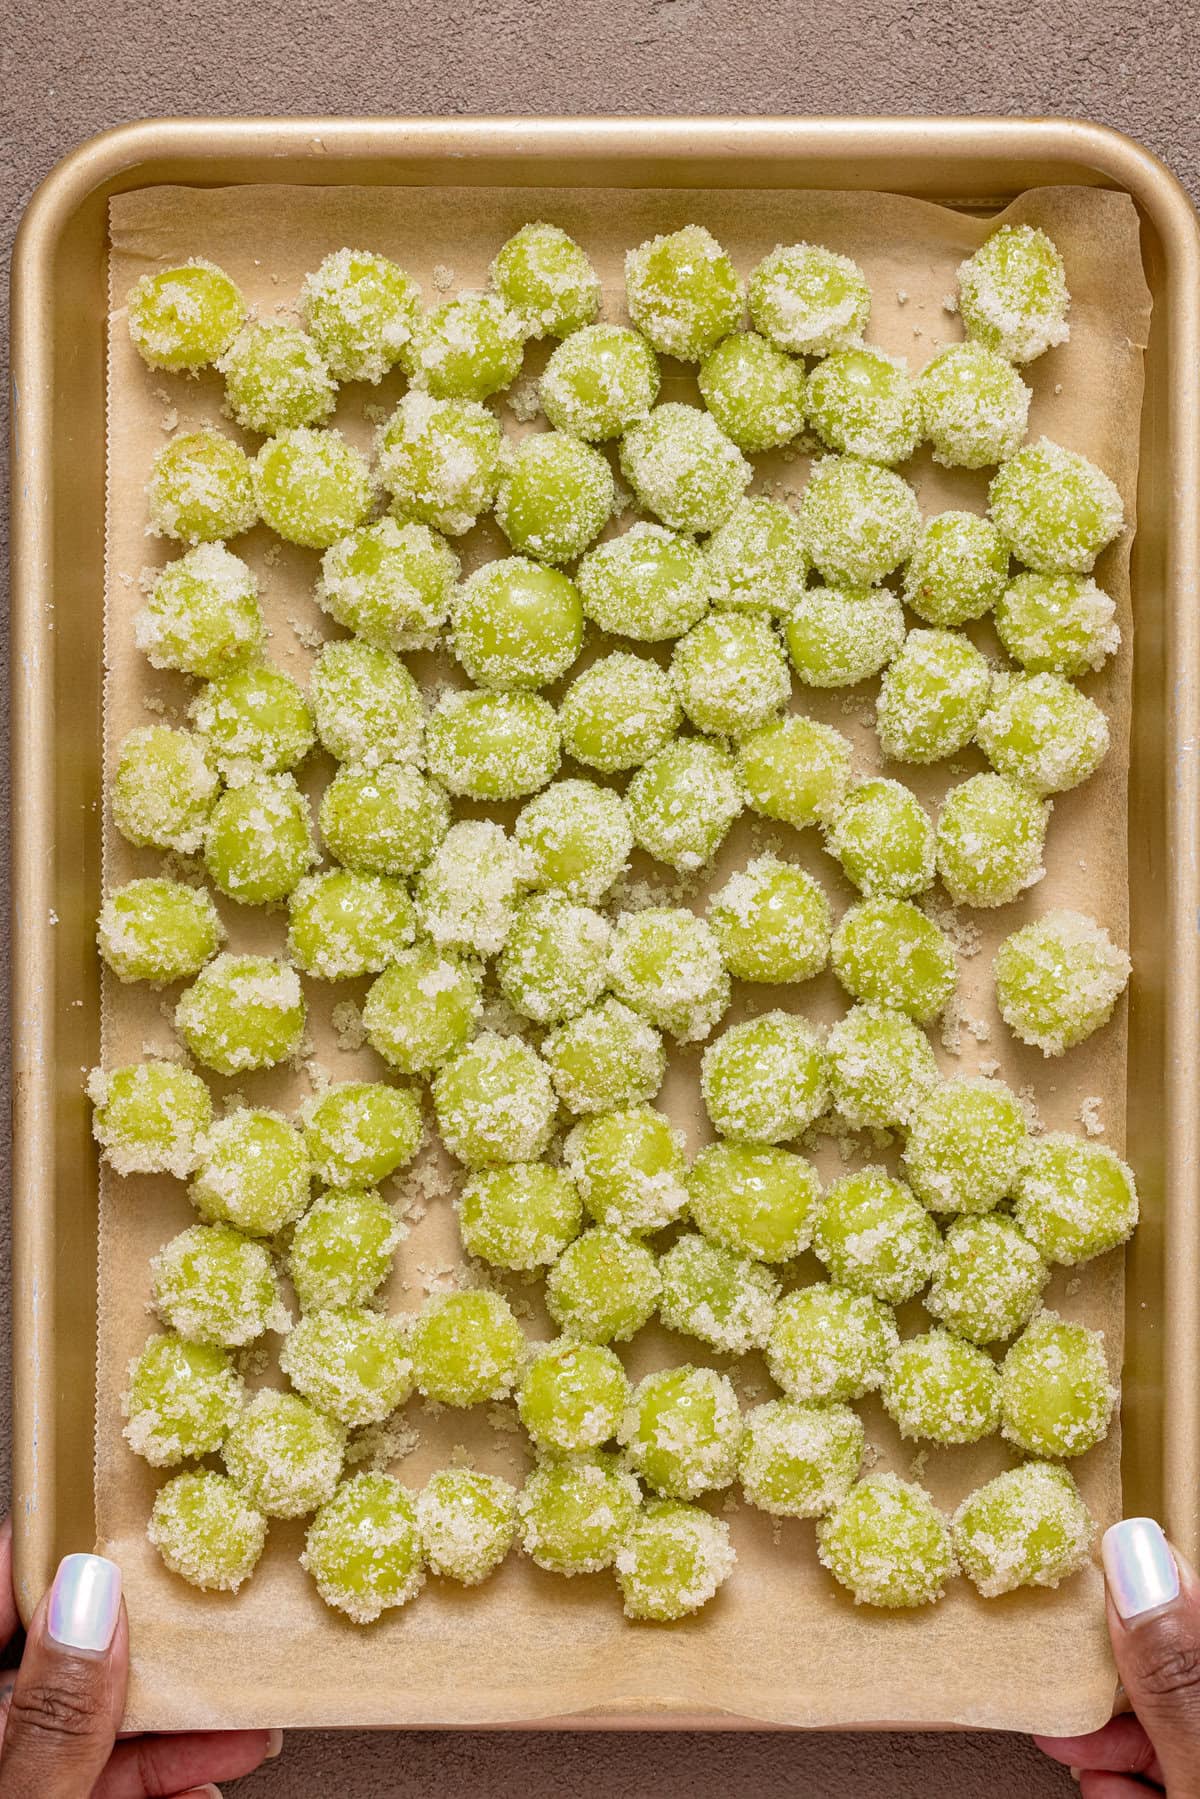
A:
[0,1553,126,1799]
[1103,1517,1200,1793]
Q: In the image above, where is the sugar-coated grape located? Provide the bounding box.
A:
[280,1306,413,1426]
[432,1030,556,1167]
[301,248,422,383]
[416,1467,517,1584]
[302,1472,423,1622]
[316,518,459,652]
[826,1001,938,1130]
[807,346,919,465]
[112,725,218,854]
[658,1231,779,1354]
[542,996,666,1114]
[577,523,709,642]
[625,225,744,361]
[767,1283,898,1403]
[378,391,504,536]
[989,439,1123,576]
[738,715,853,828]
[916,342,1031,468]
[151,1222,286,1348]
[491,223,600,338]
[128,261,246,371]
[953,1462,1093,1598]
[798,456,921,588]
[814,1168,939,1304]
[935,773,1048,908]
[697,331,807,452]
[519,1454,640,1575]
[701,1010,828,1143]
[739,1399,864,1519]
[148,1471,266,1593]
[626,737,743,872]
[925,1214,1047,1346]
[203,774,315,905]
[817,1474,954,1609]
[620,1363,742,1499]
[415,818,529,956]
[515,779,633,904]
[996,572,1120,677]
[451,557,584,689]
[287,1187,402,1313]
[558,652,681,770]
[302,1081,422,1188]
[546,1227,662,1343]
[786,585,905,689]
[457,1162,582,1270]
[495,431,614,566]
[957,224,1070,364]
[311,638,424,767]
[409,1289,525,1406]
[670,613,791,738]
[218,320,335,434]
[994,909,1130,1056]
[123,1332,244,1467]
[189,1107,310,1236]
[253,427,374,550]
[564,1105,687,1234]
[540,323,660,441]
[876,628,992,764]
[190,663,315,780]
[687,1141,819,1263]
[830,898,956,1024]
[1013,1133,1138,1266]
[608,908,730,1044]
[827,779,935,900]
[620,403,751,536]
[1000,1312,1116,1458]
[88,1060,212,1179]
[97,877,223,985]
[320,761,449,878]
[425,688,560,800]
[148,430,257,544]
[705,496,809,616]
[616,1499,735,1621]
[902,510,1009,628]
[498,895,610,1025]
[363,944,482,1074]
[175,953,306,1075]
[708,855,831,984]
[748,243,870,355]
[287,869,414,979]
[903,1077,1029,1215]
[411,291,526,401]
[882,1328,1000,1444]
[137,544,264,679]
[517,1339,629,1452]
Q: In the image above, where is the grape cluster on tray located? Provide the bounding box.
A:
[96,217,1136,1625]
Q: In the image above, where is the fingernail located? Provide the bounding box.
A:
[1102,1517,1180,1622]
[46,1553,122,1652]
[266,1727,284,1758]
[181,1788,221,1798]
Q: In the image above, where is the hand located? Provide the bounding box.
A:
[0,1517,281,1797]
[1036,1517,1200,1797]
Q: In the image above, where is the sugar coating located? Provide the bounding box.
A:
[697,331,808,453]
[817,1474,955,1609]
[301,248,422,383]
[953,1462,1093,1598]
[577,523,709,642]
[425,688,560,801]
[317,517,460,652]
[814,1168,939,1304]
[670,613,791,739]
[303,1473,424,1623]
[515,780,633,905]
[190,662,315,781]
[738,1399,864,1519]
[203,773,316,905]
[807,346,919,466]
[620,1363,742,1500]
[786,585,906,689]
[687,1141,819,1263]
[302,1081,422,1188]
[123,1332,244,1467]
[89,1060,213,1179]
[925,1215,1047,1346]
[189,1107,310,1236]
[902,510,1010,628]
[287,1187,402,1313]
[432,1030,556,1167]
[311,638,425,767]
[137,543,265,679]
[416,1467,518,1584]
[517,1339,629,1452]
[876,628,992,765]
[826,778,935,899]
[546,1227,662,1344]
[128,261,246,371]
[498,895,610,1025]
[147,429,257,544]
[935,772,1048,908]
[457,1162,583,1270]
[748,243,870,356]
[625,225,744,362]
[826,1002,938,1131]
[616,1500,736,1621]
[112,725,218,853]
[559,653,682,772]
[280,1306,413,1426]
[701,1010,829,1144]
[148,1470,266,1593]
[1012,1132,1138,1266]
[362,944,482,1075]
[410,291,526,402]
[564,1105,687,1235]
[543,996,667,1114]
[767,1283,898,1403]
[708,854,831,985]
[609,907,730,1044]
[903,1077,1030,1215]
[831,898,955,1025]
[994,909,1130,1056]
[409,1289,525,1406]
[957,225,1070,364]
[916,342,1031,469]
[988,439,1124,576]
[658,1231,780,1355]
[540,323,660,441]
[175,953,306,1075]
[996,572,1120,677]
[519,1452,641,1575]
[97,876,224,985]
[415,817,530,956]
[451,557,584,691]
[798,455,921,589]
[287,869,415,980]
[492,223,601,339]
[218,320,336,434]
[253,427,375,550]
[151,1222,286,1348]
[705,496,810,616]
[377,391,504,536]
[1000,1311,1116,1458]
[320,761,449,878]
[620,403,751,536]
[738,715,853,829]
[882,1328,1000,1444]
[626,737,743,873]
[495,432,615,566]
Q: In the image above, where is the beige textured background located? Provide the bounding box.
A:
[3,1,1198,1791]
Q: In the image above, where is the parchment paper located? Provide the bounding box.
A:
[99,179,1150,1734]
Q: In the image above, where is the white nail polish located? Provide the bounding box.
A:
[1102,1518,1180,1621]
[46,1554,122,1652]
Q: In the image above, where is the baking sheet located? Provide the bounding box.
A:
[98,179,1150,1732]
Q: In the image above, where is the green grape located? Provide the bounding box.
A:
[302,1473,423,1622]
[88,1060,212,1179]
[994,909,1130,1056]
[112,725,218,854]
[625,224,744,361]
[542,997,666,1114]
[826,779,935,899]
[925,1214,1047,1345]
[995,572,1120,676]
[189,1107,311,1235]
[451,557,584,689]
[495,431,614,565]
[814,1168,939,1303]
[748,243,870,355]
[670,613,791,738]
[785,585,905,689]
[147,430,257,544]
[151,1222,285,1348]
[546,1227,661,1343]
[564,1109,686,1242]
[416,1467,517,1584]
[280,1306,413,1426]
[935,773,1049,908]
[798,455,921,588]
[686,1141,819,1263]
[519,1454,640,1575]
[558,653,681,771]
[223,1390,345,1518]
[988,439,1124,575]
[916,342,1031,469]
[576,523,709,642]
[766,1283,898,1402]
[491,222,600,338]
[137,544,265,679]
[737,715,853,828]
[739,1399,864,1518]
[124,1333,244,1468]
[190,663,314,780]
[701,1010,828,1143]
[620,1364,742,1499]
[957,224,1070,363]
[616,1500,735,1621]
[697,331,808,452]
[457,1162,582,1270]
[287,869,415,979]
[707,855,831,984]
[882,1328,1000,1444]
[202,774,315,905]
[377,391,503,536]
[953,1462,1093,1598]
[97,877,223,985]
[826,1002,938,1130]
[620,403,751,536]
[218,320,336,433]
[127,261,246,371]
[148,1471,266,1593]
[902,510,1009,628]
[411,291,526,401]
[409,1289,525,1405]
[515,779,633,904]
[300,248,422,383]
[362,945,482,1075]
[253,427,375,550]
[540,323,660,441]
[498,895,610,1025]
[806,346,919,465]
[414,818,529,955]
[425,689,560,800]
[286,1187,402,1313]
[608,907,730,1043]
[432,1031,556,1167]
[316,518,459,652]
[626,738,743,872]
[817,1474,954,1609]
[705,496,809,616]
[658,1231,779,1354]
[875,628,992,764]
[903,1077,1030,1216]
[1000,1312,1116,1458]
[319,761,449,878]
[517,1339,629,1451]
[830,898,956,1024]
[175,953,305,1075]
[302,1081,422,1188]
[1013,1133,1138,1266]
[311,637,424,767]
